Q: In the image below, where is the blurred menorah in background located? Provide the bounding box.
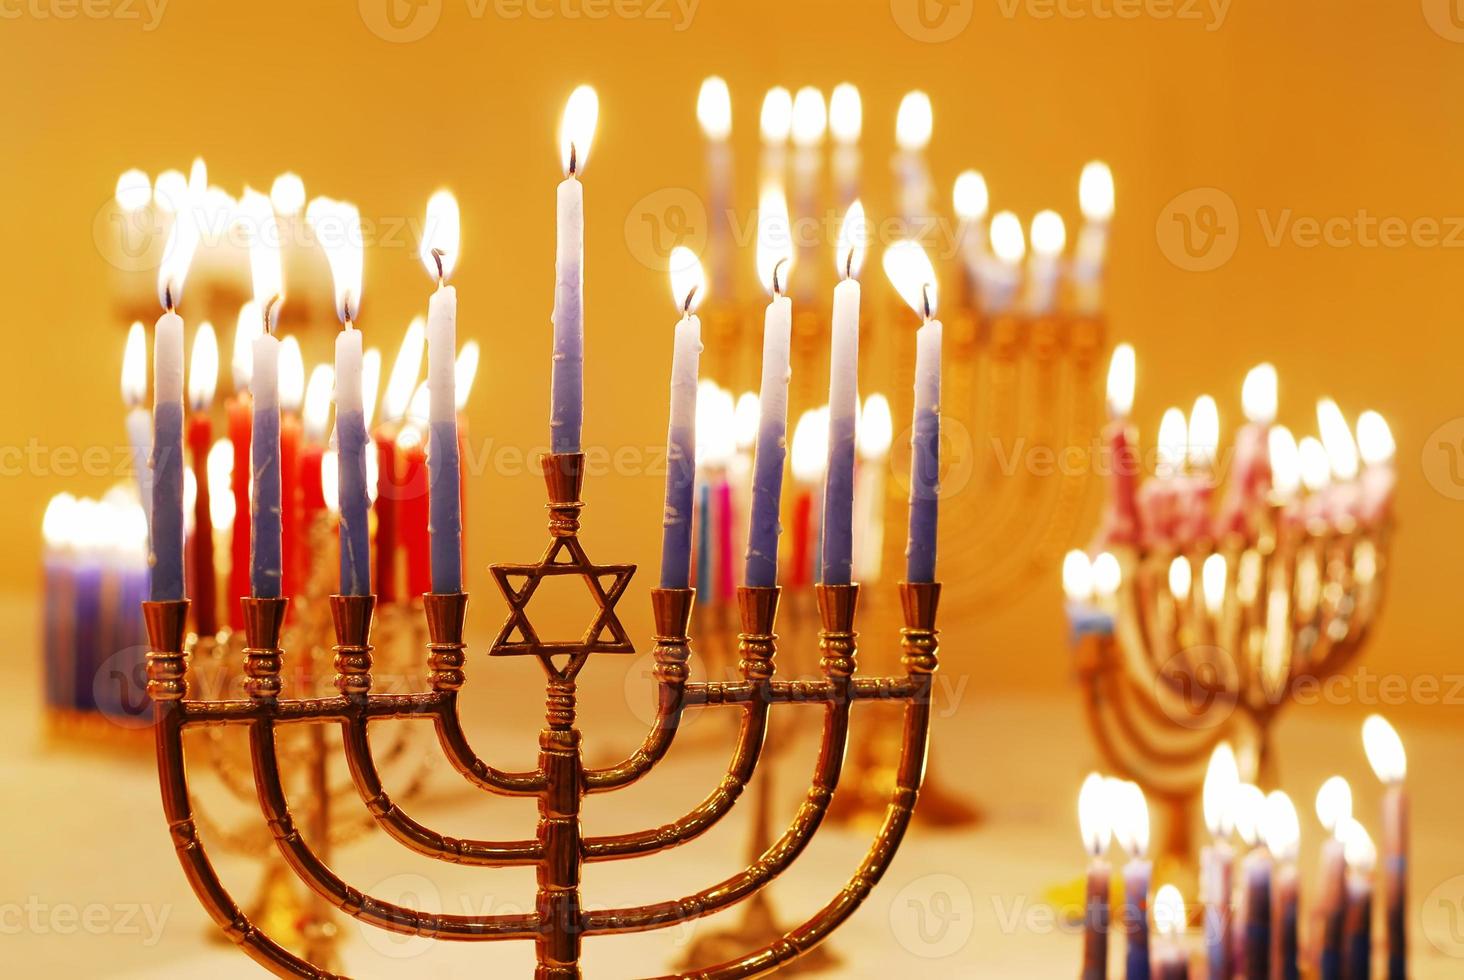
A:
[1061,351,1396,864]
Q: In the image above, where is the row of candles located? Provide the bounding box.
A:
[141,87,947,619]
[1077,719,1408,978]
[1091,345,1395,556]
[696,76,1116,318]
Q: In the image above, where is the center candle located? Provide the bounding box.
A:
[186,322,219,634]
[551,85,598,455]
[1315,776,1353,980]
[421,190,464,596]
[820,202,865,586]
[1200,744,1239,980]
[244,190,286,600]
[660,247,705,590]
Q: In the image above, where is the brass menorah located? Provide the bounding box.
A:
[1072,509,1392,861]
[143,451,941,978]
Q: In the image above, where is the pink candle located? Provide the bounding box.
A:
[1355,412,1396,528]
[1215,364,1276,540]
[1099,344,1142,546]
[1140,407,1188,550]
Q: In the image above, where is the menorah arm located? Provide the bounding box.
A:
[249,716,539,941]
[431,692,549,795]
[339,714,543,865]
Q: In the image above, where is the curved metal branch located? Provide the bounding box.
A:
[431,693,548,795]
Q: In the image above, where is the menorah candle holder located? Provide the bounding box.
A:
[1071,511,1392,862]
[144,451,940,978]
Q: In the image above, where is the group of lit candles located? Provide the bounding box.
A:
[1077,717,1408,978]
[135,86,946,625]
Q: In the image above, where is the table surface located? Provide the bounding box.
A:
[5,594,1462,978]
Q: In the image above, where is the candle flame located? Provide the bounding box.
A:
[382,317,426,423]
[559,85,600,176]
[1112,779,1150,858]
[895,91,932,151]
[361,347,382,430]
[953,170,989,223]
[455,340,480,412]
[1203,743,1240,837]
[1153,885,1185,938]
[1315,775,1353,836]
[43,493,77,548]
[207,439,235,529]
[1298,435,1331,492]
[1091,551,1121,598]
[303,365,335,443]
[232,302,262,394]
[1356,411,1395,466]
[115,169,151,213]
[1156,407,1188,476]
[1188,395,1219,469]
[1242,363,1278,424]
[121,321,147,407]
[1362,714,1407,783]
[1168,556,1192,601]
[989,210,1025,265]
[1077,772,1111,857]
[1232,782,1267,847]
[696,76,732,140]
[305,196,362,324]
[759,87,792,144]
[790,406,828,483]
[420,190,460,283]
[1338,818,1376,872]
[669,246,707,314]
[1062,549,1093,602]
[157,178,202,310]
[791,87,827,148]
[1079,161,1115,222]
[836,201,868,280]
[1317,398,1360,480]
[278,337,306,413]
[881,239,938,320]
[828,83,861,144]
[1105,343,1135,418]
[270,172,306,217]
[857,392,893,460]
[153,170,187,214]
[1262,790,1301,860]
[187,322,219,412]
[1202,553,1227,615]
[241,189,284,328]
[1030,210,1066,258]
[756,185,794,295]
[321,449,340,513]
[1268,426,1300,496]
[734,391,760,452]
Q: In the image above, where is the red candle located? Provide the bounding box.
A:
[399,424,431,599]
[226,394,252,624]
[280,411,301,598]
[373,426,400,602]
[789,488,813,588]
[300,443,325,542]
[186,323,219,636]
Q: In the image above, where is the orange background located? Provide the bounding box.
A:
[2,0,1462,698]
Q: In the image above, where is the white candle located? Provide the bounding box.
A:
[551,85,599,455]
[1025,210,1066,316]
[893,91,932,229]
[820,202,865,586]
[661,247,705,590]
[829,83,862,208]
[1363,715,1408,979]
[1073,161,1115,316]
[422,190,463,595]
[984,210,1025,315]
[696,76,734,302]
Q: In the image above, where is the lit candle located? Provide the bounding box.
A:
[1200,744,1238,980]
[1077,773,1113,980]
[278,336,304,598]
[1264,790,1303,980]
[1152,885,1190,980]
[1339,818,1377,980]
[1268,426,1304,532]
[1315,775,1353,980]
[1356,412,1396,528]
[1101,343,1141,546]
[821,202,866,586]
[551,85,598,455]
[1139,407,1188,549]
[853,393,892,583]
[882,239,943,584]
[375,317,426,602]
[744,185,794,589]
[1062,550,1114,639]
[1113,779,1152,980]
[1318,397,1361,527]
[308,196,369,597]
[149,184,201,602]
[893,91,932,229]
[206,441,235,616]
[790,86,826,304]
[421,189,464,596]
[660,246,705,590]
[186,322,219,634]
[829,83,861,208]
[1183,394,1219,546]
[245,190,285,600]
[121,323,152,532]
[983,210,1025,315]
[952,170,989,308]
[1363,715,1407,980]
[1232,783,1272,979]
[1217,363,1276,540]
[1025,210,1066,316]
[696,77,734,302]
[227,304,259,620]
[1073,161,1115,316]
[789,407,826,589]
[758,87,792,191]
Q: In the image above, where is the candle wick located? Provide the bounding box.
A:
[772,257,788,297]
[431,247,446,284]
[569,141,578,177]
[682,285,699,315]
[264,294,283,335]
[844,249,854,281]
[164,282,175,313]
[920,283,933,322]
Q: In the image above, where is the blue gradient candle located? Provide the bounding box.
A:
[250,331,283,598]
[335,327,372,595]
[421,189,465,595]
[149,311,186,600]
[659,247,705,590]
[551,86,598,454]
[819,202,865,586]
